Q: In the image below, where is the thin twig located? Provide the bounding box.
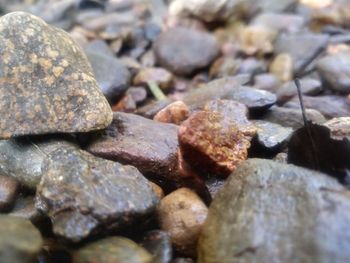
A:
[147,80,166,101]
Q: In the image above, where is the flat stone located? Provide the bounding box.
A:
[274,32,329,74]
[141,230,173,263]
[252,13,305,33]
[178,111,251,177]
[276,78,322,103]
[35,143,159,242]
[286,95,350,118]
[251,120,293,151]
[133,67,174,91]
[253,73,280,92]
[73,236,152,263]
[316,52,350,93]
[257,0,297,12]
[198,159,350,263]
[0,176,18,212]
[86,50,131,104]
[158,188,208,257]
[0,12,112,138]
[154,27,219,76]
[263,106,326,129]
[0,138,75,189]
[0,215,43,263]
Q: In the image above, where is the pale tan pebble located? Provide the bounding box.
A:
[150,182,164,199]
[153,101,189,125]
[269,53,293,82]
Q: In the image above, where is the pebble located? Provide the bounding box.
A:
[87,112,180,185]
[0,12,112,138]
[269,53,293,82]
[127,87,148,105]
[0,176,18,212]
[209,57,240,78]
[141,230,173,263]
[263,106,326,129]
[158,188,208,256]
[85,50,131,104]
[178,111,251,176]
[73,236,152,263]
[8,196,42,223]
[198,159,350,263]
[316,51,350,93]
[324,117,350,140]
[153,101,190,125]
[252,13,305,33]
[253,73,281,93]
[35,143,159,242]
[0,215,43,263]
[154,27,219,76]
[274,32,329,74]
[133,67,174,91]
[137,99,174,119]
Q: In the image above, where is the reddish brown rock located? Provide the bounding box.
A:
[157,188,208,257]
[154,101,190,125]
[133,67,174,91]
[178,111,251,177]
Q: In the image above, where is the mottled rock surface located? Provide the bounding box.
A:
[35,143,159,242]
[141,230,173,263]
[198,159,350,263]
[0,176,18,212]
[158,188,208,256]
[154,101,190,125]
[324,117,350,140]
[179,111,251,176]
[154,27,219,75]
[0,12,112,138]
[87,112,180,183]
[74,236,152,263]
[0,215,43,263]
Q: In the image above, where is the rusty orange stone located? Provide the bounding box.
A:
[153,101,190,125]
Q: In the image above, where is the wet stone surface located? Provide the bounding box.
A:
[0,12,112,138]
[35,143,159,242]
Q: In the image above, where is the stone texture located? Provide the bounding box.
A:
[154,101,190,125]
[86,112,181,185]
[154,27,219,76]
[141,230,173,263]
[178,111,251,177]
[133,67,174,91]
[252,13,305,33]
[274,32,329,74]
[263,106,326,129]
[0,215,43,263]
[269,53,293,82]
[9,196,42,223]
[86,50,131,104]
[198,159,350,263]
[240,25,276,56]
[0,176,18,212]
[73,236,152,263]
[158,188,208,257]
[35,143,159,242]
[324,117,350,141]
[0,12,112,138]
[316,52,350,93]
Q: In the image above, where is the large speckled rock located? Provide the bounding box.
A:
[35,143,159,242]
[198,159,350,263]
[0,12,112,138]
[0,215,43,263]
[73,236,152,263]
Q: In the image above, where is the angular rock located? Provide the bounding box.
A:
[0,138,75,189]
[274,32,329,74]
[141,230,173,263]
[316,51,350,93]
[154,101,190,125]
[158,188,208,256]
[198,159,350,263]
[0,215,43,263]
[178,111,251,176]
[251,120,293,151]
[0,176,18,212]
[86,50,131,104]
[87,112,180,184]
[286,95,350,118]
[35,143,159,242]
[73,236,152,263]
[133,67,174,91]
[154,27,219,76]
[0,12,112,138]
[263,106,326,129]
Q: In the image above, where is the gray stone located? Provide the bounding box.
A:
[9,196,42,223]
[274,32,329,74]
[252,13,304,33]
[154,27,219,76]
[35,143,159,242]
[0,12,112,138]
[263,106,326,129]
[73,236,152,263]
[142,230,173,263]
[0,215,43,263]
[198,159,350,263]
[0,176,18,212]
[316,52,350,93]
[86,50,131,104]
